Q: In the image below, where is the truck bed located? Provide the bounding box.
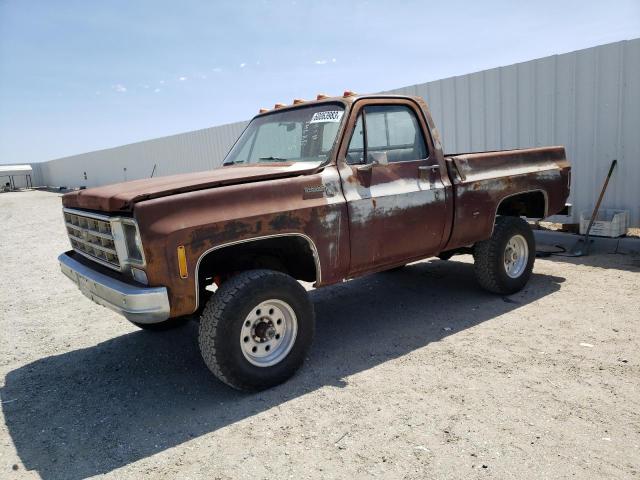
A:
[443,146,571,250]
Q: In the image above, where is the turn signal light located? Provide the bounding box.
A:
[274,103,286,109]
[177,245,188,279]
[292,98,305,104]
[316,93,329,100]
[343,90,356,97]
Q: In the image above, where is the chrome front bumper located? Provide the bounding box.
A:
[58,252,170,324]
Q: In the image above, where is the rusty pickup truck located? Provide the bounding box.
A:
[58,92,570,391]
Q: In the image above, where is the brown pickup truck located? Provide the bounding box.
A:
[58,92,570,391]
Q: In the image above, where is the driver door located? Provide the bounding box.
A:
[338,100,447,275]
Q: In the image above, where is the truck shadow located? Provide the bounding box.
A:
[2,258,564,479]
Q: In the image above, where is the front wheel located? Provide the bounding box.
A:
[198,269,315,391]
[473,216,535,295]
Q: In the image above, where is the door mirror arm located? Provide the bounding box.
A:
[356,151,388,172]
[368,151,388,166]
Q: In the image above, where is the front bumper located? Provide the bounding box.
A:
[58,252,170,324]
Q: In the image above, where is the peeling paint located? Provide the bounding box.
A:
[349,189,439,225]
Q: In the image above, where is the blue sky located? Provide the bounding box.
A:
[1,0,639,164]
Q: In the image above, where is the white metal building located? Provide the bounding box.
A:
[0,164,34,190]
[28,39,640,226]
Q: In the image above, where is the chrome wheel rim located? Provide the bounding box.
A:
[503,234,528,278]
[240,299,298,367]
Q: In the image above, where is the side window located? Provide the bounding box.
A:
[346,114,364,164]
[364,105,427,163]
[364,110,386,149]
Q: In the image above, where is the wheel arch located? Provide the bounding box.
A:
[487,188,549,238]
[496,189,548,218]
[194,233,321,311]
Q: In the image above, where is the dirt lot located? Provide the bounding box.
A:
[1,190,639,480]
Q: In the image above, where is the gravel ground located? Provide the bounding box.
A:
[1,190,639,480]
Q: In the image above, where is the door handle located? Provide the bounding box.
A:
[356,163,374,173]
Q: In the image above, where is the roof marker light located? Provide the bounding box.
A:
[316,93,329,100]
[292,98,305,104]
[343,90,357,97]
[259,108,269,113]
[274,103,286,109]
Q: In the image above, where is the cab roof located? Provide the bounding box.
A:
[254,93,420,117]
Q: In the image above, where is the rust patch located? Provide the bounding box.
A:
[269,213,303,231]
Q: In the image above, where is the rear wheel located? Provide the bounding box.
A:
[473,216,535,295]
[198,269,315,391]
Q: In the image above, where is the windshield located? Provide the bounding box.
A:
[223,103,345,165]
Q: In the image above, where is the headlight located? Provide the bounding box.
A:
[122,222,144,263]
[110,218,147,283]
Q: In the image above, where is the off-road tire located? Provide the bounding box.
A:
[130,316,190,331]
[473,216,535,295]
[198,269,315,391]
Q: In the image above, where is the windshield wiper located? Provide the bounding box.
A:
[223,160,245,166]
[259,156,290,162]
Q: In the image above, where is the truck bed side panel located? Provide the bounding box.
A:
[444,146,570,250]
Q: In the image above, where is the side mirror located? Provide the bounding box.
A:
[368,151,388,166]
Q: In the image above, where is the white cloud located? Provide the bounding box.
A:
[332,58,336,63]
[179,76,188,81]
[239,63,246,68]
[200,74,208,79]
[95,90,101,96]
[212,67,222,72]
[159,80,166,84]
[154,88,161,93]
[142,84,150,89]
[314,59,328,65]
[113,84,127,93]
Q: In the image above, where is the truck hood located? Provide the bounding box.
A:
[62,162,322,212]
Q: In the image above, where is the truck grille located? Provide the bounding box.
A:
[64,211,120,270]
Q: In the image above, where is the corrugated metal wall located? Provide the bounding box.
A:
[384,38,640,227]
[33,39,640,225]
[35,120,248,189]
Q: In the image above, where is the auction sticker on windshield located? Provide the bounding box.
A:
[310,111,344,123]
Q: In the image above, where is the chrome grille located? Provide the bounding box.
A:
[64,211,120,269]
